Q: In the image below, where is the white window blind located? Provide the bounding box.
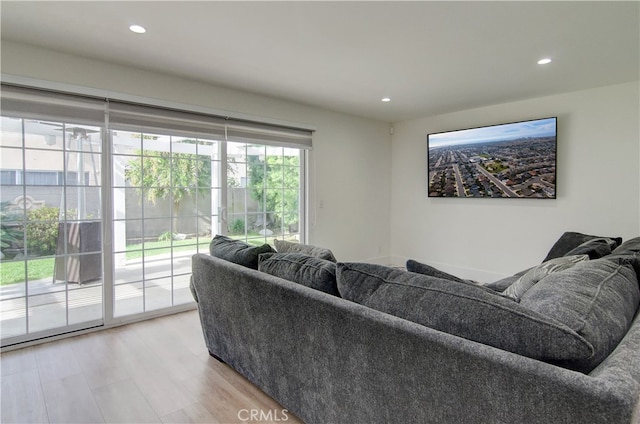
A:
[225,120,313,149]
[1,84,314,149]
[107,101,228,141]
[0,84,105,126]
[108,100,313,149]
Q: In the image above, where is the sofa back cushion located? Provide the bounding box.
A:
[336,262,593,363]
[520,257,640,373]
[258,253,339,296]
[209,235,275,269]
[274,239,337,262]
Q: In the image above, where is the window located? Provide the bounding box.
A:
[0,170,16,185]
[0,83,312,346]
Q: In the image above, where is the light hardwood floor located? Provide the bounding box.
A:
[1,310,303,424]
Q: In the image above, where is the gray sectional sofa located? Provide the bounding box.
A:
[190,234,640,424]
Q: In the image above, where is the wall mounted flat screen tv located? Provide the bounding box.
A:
[427,117,557,198]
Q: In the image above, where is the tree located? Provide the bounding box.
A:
[248,154,299,232]
[125,141,211,234]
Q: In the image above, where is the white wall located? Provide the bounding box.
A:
[1,41,392,263]
[4,42,638,274]
[390,82,640,281]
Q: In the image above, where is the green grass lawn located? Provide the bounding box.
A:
[0,239,207,286]
[0,234,281,286]
[124,239,209,260]
[0,257,55,286]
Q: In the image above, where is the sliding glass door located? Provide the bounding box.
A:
[0,117,104,343]
[1,84,310,346]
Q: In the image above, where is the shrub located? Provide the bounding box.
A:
[26,206,60,257]
[229,218,245,235]
[1,202,23,254]
[158,231,173,242]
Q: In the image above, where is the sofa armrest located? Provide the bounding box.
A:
[589,310,640,418]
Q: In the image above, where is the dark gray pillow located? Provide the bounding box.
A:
[502,255,589,302]
[209,235,275,270]
[274,239,337,262]
[336,262,593,363]
[611,237,640,256]
[608,237,640,277]
[563,237,616,259]
[521,258,640,373]
[258,252,339,296]
[406,259,477,284]
[543,232,622,262]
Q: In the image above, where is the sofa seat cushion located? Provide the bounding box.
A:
[209,235,275,270]
[274,239,337,262]
[258,252,339,296]
[336,262,593,363]
[543,231,622,262]
[520,258,640,373]
[502,255,589,302]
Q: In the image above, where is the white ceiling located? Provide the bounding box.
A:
[1,1,639,122]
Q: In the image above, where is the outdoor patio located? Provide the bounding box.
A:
[0,249,196,342]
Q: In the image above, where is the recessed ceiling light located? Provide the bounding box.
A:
[537,58,552,65]
[381,97,391,102]
[129,25,146,34]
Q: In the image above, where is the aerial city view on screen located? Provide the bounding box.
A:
[427,118,557,198]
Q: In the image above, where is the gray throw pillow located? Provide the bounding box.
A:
[521,257,640,373]
[209,235,275,270]
[543,232,622,262]
[610,237,640,256]
[563,237,616,259]
[274,239,337,262]
[258,253,339,296]
[336,262,593,363]
[502,255,589,302]
[607,237,640,276]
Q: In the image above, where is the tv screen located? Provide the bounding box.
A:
[427,117,557,198]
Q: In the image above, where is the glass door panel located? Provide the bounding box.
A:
[224,142,302,245]
[0,118,103,345]
[111,131,219,318]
